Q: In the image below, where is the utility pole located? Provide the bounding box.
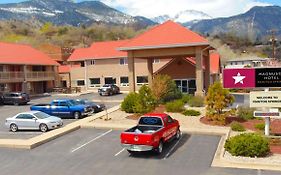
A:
[269,29,277,59]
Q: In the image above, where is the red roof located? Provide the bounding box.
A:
[68,40,129,62]
[58,65,71,73]
[0,42,59,66]
[119,20,209,51]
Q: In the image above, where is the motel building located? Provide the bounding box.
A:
[0,42,59,94]
[67,21,220,96]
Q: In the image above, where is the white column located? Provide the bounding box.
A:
[195,47,204,97]
[128,52,136,92]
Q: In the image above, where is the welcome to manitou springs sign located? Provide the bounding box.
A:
[223,68,281,88]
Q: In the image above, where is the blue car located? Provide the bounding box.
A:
[75,99,105,113]
[30,99,92,119]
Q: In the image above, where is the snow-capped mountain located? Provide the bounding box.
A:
[0,0,155,27]
[152,10,212,24]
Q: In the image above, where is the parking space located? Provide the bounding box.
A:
[0,93,125,139]
[0,128,279,175]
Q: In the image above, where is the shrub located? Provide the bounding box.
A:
[152,74,182,103]
[230,122,246,132]
[121,92,138,113]
[181,94,193,104]
[224,133,269,157]
[188,96,204,107]
[165,100,185,113]
[133,85,156,114]
[206,82,235,125]
[182,109,201,116]
[255,123,265,131]
[237,107,255,120]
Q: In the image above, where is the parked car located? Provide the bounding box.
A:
[30,99,92,119]
[0,93,4,105]
[98,84,120,96]
[2,92,30,105]
[5,111,63,132]
[120,113,180,154]
[75,99,105,113]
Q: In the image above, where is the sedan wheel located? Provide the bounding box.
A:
[10,123,18,132]
[39,124,48,132]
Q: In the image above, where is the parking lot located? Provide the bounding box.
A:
[0,128,279,175]
[0,93,125,139]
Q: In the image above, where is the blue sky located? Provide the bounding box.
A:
[0,0,280,18]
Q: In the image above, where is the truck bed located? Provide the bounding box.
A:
[125,125,163,134]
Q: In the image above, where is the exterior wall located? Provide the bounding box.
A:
[156,58,196,79]
[59,73,71,87]
[70,58,170,91]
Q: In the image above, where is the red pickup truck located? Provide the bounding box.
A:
[120,113,180,154]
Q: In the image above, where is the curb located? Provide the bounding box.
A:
[0,105,121,149]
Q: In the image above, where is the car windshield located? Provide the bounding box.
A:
[34,112,51,119]
[139,117,163,126]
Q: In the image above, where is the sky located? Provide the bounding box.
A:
[0,0,280,18]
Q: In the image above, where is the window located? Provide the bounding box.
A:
[89,78,101,87]
[120,58,128,65]
[77,80,85,86]
[59,102,68,107]
[90,60,95,65]
[16,114,34,120]
[80,61,85,67]
[53,102,59,106]
[167,116,174,123]
[0,84,5,91]
[153,59,160,64]
[120,76,129,87]
[139,117,163,126]
[105,77,116,85]
[137,76,148,86]
[0,66,3,72]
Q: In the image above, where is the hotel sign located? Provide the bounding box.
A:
[250,91,281,108]
[223,68,281,88]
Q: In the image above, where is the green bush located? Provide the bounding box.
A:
[237,107,255,120]
[224,133,269,157]
[188,96,204,107]
[255,123,265,131]
[121,92,138,113]
[133,85,156,114]
[165,100,185,113]
[182,109,201,116]
[230,122,246,132]
[181,94,193,104]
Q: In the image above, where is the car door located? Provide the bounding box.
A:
[4,93,12,104]
[163,116,178,141]
[23,114,39,130]
[58,101,71,117]
[14,114,26,129]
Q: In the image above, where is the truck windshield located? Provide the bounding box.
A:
[139,117,163,126]
[68,100,79,106]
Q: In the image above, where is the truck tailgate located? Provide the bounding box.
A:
[121,132,154,145]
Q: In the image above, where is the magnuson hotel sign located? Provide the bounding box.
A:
[223,68,281,88]
[250,91,281,108]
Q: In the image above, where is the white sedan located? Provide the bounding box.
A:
[5,111,63,132]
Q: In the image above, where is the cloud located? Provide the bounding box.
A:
[100,0,272,18]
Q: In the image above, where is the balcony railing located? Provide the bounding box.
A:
[0,72,24,82]
[0,71,55,82]
[26,71,55,81]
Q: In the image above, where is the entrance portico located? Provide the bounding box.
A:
[119,20,213,96]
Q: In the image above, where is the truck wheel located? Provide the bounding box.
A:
[73,112,81,119]
[10,123,18,132]
[156,141,163,154]
[176,129,181,140]
[39,124,48,132]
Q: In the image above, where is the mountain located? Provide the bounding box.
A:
[0,0,155,27]
[190,6,281,38]
[152,10,212,24]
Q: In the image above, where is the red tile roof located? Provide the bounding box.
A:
[68,40,129,62]
[0,42,59,66]
[58,65,71,73]
[119,20,209,51]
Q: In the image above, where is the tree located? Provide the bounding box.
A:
[205,82,235,124]
[133,85,156,114]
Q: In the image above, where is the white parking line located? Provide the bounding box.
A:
[114,148,125,156]
[164,136,182,160]
[71,129,112,153]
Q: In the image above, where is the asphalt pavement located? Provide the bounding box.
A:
[0,128,279,175]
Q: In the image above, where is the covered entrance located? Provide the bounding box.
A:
[119,20,214,96]
[175,79,196,94]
